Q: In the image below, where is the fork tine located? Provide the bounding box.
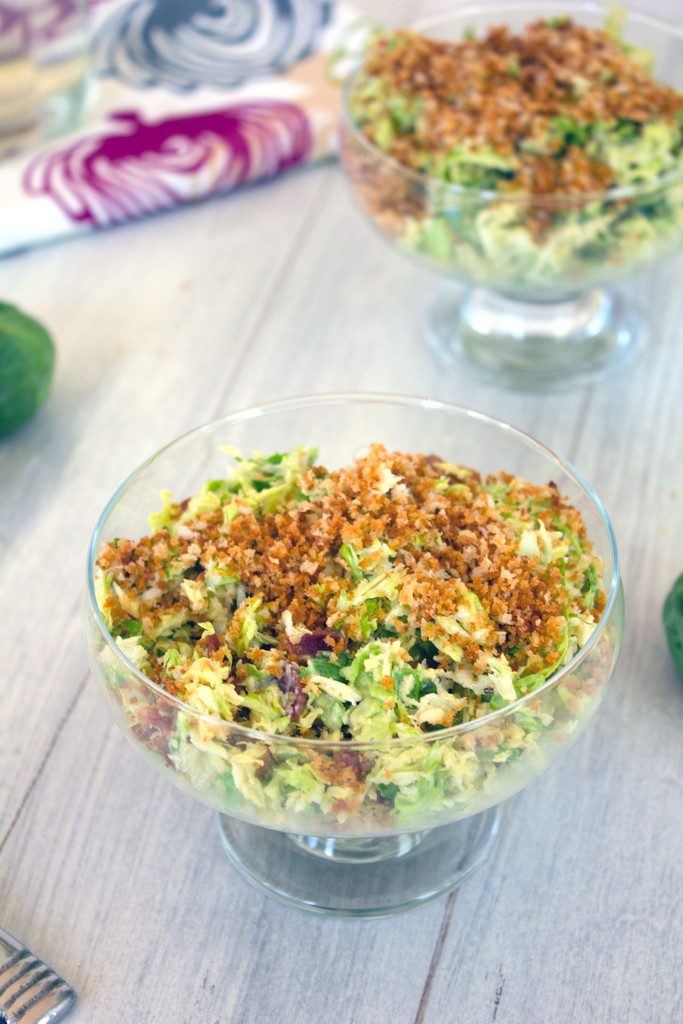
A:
[0,950,30,987]
[11,978,75,1024]
[2,966,52,1011]
[0,929,75,1024]
[0,956,42,998]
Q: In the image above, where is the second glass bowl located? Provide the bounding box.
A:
[340,2,683,390]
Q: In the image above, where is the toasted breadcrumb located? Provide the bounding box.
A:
[355,20,682,195]
[97,444,604,735]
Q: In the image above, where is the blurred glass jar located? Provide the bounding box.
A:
[0,0,91,157]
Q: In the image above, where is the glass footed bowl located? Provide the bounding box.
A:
[340,1,683,391]
[85,395,624,916]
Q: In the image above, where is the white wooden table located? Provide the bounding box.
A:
[1,2,682,1021]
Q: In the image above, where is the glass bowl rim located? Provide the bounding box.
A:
[341,0,683,206]
[86,391,621,749]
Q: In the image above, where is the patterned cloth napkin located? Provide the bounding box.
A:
[0,0,364,257]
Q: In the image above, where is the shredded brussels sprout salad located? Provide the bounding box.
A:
[96,445,608,827]
[347,10,683,291]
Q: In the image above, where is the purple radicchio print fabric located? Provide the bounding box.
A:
[24,103,312,228]
[0,0,354,255]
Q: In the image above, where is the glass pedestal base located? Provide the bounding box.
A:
[217,806,500,918]
[427,287,647,391]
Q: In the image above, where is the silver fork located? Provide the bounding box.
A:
[0,928,75,1024]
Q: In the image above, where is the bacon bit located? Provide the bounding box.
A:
[256,749,274,780]
[333,750,374,779]
[130,701,175,765]
[285,630,338,661]
[276,662,306,721]
[312,751,373,790]
[118,539,136,565]
[203,633,221,654]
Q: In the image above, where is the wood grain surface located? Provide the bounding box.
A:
[1,2,681,1022]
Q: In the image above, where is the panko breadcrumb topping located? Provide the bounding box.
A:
[96,444,605,739]
[352,18,683,195]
